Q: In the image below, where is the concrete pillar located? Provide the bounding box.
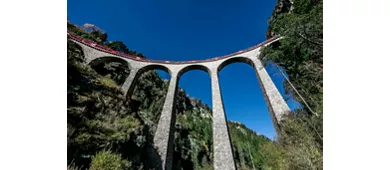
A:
[251,58,291,130]
[210,70,236,170]
[153,72,178,170]
[120,67,139,98]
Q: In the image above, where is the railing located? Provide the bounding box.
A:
[67,31,277,64]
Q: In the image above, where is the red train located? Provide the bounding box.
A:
[67,31,277,64]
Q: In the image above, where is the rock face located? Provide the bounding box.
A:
[266,0,293,38]
[80,23,105,33]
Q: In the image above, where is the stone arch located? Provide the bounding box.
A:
[217,56,255,73]
[123,64,171,99]
[88,56,130,68]
[88,56,131,86]
[137,64,172,77]
[177,64,211,78]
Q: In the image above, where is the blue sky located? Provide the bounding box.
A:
[68,0,301,139]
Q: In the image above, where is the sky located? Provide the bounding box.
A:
[68,0,301,139]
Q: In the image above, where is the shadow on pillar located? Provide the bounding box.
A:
[141,126,164,170]
[112,124,164,170]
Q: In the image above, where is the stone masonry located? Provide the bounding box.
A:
[69,37,290,170]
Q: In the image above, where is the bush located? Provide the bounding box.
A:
[89,150,131,170]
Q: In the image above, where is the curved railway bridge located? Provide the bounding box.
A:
[68,33,291,170]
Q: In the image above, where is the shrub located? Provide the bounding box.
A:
[89,150,131,170]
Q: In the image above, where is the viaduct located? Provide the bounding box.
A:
[68,33,291,170]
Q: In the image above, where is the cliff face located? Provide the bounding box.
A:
[67,22,276,170]
[266,0,293,38]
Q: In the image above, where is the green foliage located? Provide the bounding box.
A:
[67,7,323,168]
[89,150,131,170]
[228,121,276,170]
[105,41,146,58]
[262,0,323,110]
[67,22,107,44]
[258,142,286,170]
[174,106,213,169]
[90,31,108,43]
[261,0,323,169]
[276,112,323,170]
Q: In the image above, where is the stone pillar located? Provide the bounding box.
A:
[153,72,178,170]
[210,70,236,170]
[251,58,291,131]
[121,67,139,98]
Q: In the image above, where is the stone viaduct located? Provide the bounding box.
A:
[68,33,291,170]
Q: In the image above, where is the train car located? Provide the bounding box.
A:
[71,34,83,42]
[82,39,91,45]
[95,44,105,50]
[266,37,277,43]
[99,47,110,53]
[111,50,118,55]
[138,57,147,61]
[125,55,132,59]
[118,52,125,57]
[101,47,112,53]
[73,36,82,42]
[122,54,130,59]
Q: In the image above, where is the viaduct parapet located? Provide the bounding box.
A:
[68,33,291,170]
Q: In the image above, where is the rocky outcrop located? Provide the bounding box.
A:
[80,23,105,34]
[266,0,293,38]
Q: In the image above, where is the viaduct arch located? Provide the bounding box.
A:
[68,33,290,170]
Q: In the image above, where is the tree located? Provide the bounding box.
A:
[105,41,130,54]
[261,0,323,169]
